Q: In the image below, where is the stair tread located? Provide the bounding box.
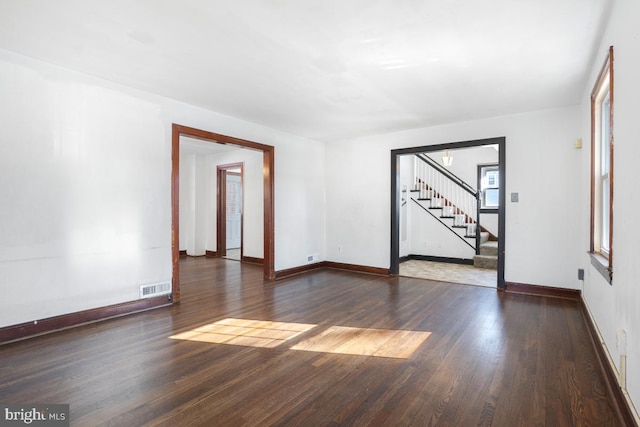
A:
[479,241,498,256]
[473,254,497,259]
[473,253,498,270]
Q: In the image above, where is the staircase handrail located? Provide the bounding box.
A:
[416,153,476,196]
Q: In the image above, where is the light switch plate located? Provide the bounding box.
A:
[511,192,519,202]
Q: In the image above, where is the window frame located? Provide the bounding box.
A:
[478,163,500,213]
[590,46,614,283]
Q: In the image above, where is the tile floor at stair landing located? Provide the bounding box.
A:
[399,260,497,288]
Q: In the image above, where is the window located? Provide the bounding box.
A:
[590,46,614,282]
[478,164,499,212]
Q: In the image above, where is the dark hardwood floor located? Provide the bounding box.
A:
[0,257,622,426]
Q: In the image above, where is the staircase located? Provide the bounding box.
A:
[410,190,479,252]
[474,233,498,270]
[412,154,498,269]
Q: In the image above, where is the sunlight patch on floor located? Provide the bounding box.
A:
[171,319,431,358]
[290,326,431,359]
[170,318,316,348]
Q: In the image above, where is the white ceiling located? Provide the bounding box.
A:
[0,0,611,142]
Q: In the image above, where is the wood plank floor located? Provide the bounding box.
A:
[0,257,622,426]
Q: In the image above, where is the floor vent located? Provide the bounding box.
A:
[140,281,171,299]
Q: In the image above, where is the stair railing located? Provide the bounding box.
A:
[413,154,482,253]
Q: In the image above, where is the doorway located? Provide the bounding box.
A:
[390,137,506,290]
[217,163,243,261]
[171,124,275,304]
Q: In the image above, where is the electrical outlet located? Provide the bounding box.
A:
[337,245,342,252]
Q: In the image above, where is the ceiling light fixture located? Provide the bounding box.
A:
[442,150,453,167]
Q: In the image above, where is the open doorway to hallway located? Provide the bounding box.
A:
[217,163,243,261]
[391,137,506,290]
[171,124,275,303]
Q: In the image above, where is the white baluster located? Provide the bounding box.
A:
[413,154,418,190]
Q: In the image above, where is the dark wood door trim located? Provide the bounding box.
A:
[390,137,506,290]
[217,164,243,259]
[171,124,275,303]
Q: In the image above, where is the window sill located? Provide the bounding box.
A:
[480,208,499,214]
[589,251,612,285]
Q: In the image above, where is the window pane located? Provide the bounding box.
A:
[600,88,611,254]
[601,90,610,174]
[485,189,499,207]
[479,165,499,210]
[602,176,610,252]
[487,171,498,187]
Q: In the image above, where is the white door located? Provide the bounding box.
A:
[226,173,242,249]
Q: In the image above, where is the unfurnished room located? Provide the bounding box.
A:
[1,1,639,426]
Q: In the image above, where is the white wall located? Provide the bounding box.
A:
[579,0,640,417]
[0,48,325,327]
[181,154,208,256]
[178,155,190,252]
[275,139,327,268]
[326,106,582,290]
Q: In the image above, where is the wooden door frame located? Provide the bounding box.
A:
[390,137,506,290]
[172,124,275,303]
[217,163,243,259]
